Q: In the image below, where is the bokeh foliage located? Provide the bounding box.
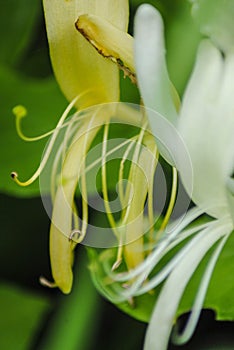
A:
[0,1,233,349]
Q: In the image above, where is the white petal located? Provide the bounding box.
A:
[144,219,228,350]
[172,233,229,345]
[178,40,234,218]
[134,4,178,124]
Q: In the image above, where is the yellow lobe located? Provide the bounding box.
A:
[75,13,180,105]
[50,206,74,295]
[76,14,135,83]
[43,0,129,107]
[123,136,157,270]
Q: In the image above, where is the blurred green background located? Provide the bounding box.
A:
[1,0,234,349]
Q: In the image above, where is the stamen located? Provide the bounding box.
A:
[50,116,81,200]
[103,223,209,301]
[11,89,95,187]
[13,105,57,142]
[79,109,102,241]
[132,223,213,296]
[11,171,18,179]
[101,122,124,270]
[118,138,137,208]
[11,96,79,186]
[84,136,138,175]
[50,141,64,201]
[172,231,230,345]
[102,122,118,231]
[80,161,88,241]
[122,122,148,225]
[143,220,229,350]
[109,207,206,283]
[69,229,82,243]
[13,105,27,118]
[157,167,178,239]
[72,203,80,233]
[144,136,158,245]
[111,258,122,271]
[39,276,57,288]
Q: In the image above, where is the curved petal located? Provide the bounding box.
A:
[178,40,234,218]
[43,0,129,107]
[134,4,178,124]
[144,219,228,350]
[75,14,135,82]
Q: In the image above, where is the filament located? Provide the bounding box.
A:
[118,138,136,208]
[109,207,206,283]
[101,123,123,269]
[85,136,138,175]
[146,145,159,245]
[13,105,57,142]
[11,88,97,187]
[157,167,178,238]
[102,122,118,230]
[11,96,79,186]
[172,226,230,345]
[122,122,148,225]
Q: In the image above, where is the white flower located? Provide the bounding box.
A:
[134,4,234,349]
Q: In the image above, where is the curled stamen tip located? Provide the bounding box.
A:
[12,105,27,119]
[39,276,56,289]
[11,171,18,180]
[111,259,122,271]
[69,229,82,243]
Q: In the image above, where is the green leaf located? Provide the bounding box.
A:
[0,283,50,350]
[166,1,201,95]
[87,216,234,325]
[87,247,157,323]
[0,65,67,197]
[38,252,100,350]
[0,0,41,66]
[179,230,234,320]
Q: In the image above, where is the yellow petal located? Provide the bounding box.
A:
[50,188,74,294]
[50,107,111,293]
[124,138,157,270]
[75,13,179,106]
[43,0,129,107]
[76,14,135,83]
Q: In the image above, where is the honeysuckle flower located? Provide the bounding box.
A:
[84,3,234,350]
[42,0,132,294]
[11,0,134,294]
[12,0,234,348]
[12,0,162,297]
[133,4,234,350]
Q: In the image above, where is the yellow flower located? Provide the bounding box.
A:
[43,0,130,294]
[12,0,130,294]
[11,1,174,298]
[43,0,129,107]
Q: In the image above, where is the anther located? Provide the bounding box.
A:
[69,229,82,243]
[11,172,18,179]
[111,258,122,271]
[39,276,56,288]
